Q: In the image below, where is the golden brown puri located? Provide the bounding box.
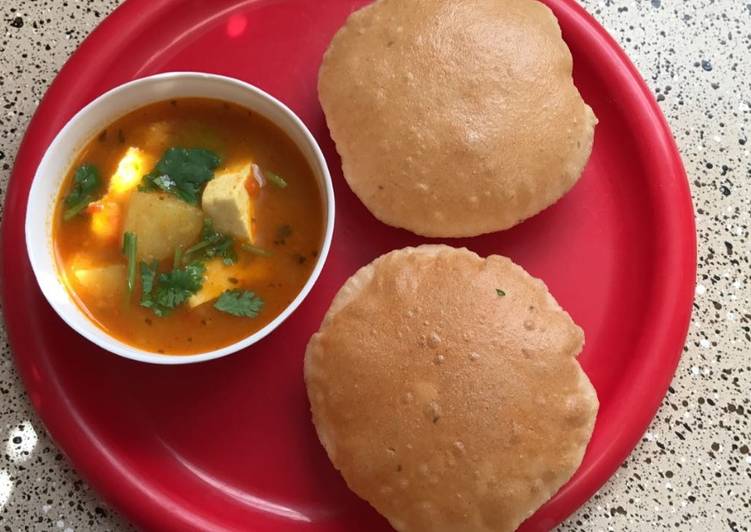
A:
[305,245,598,532]
[318,0,597,237]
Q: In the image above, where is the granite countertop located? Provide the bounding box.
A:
[0,0,749,530]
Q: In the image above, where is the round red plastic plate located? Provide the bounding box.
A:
[0,0,695,530]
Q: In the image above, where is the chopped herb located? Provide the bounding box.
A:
[183,218,237,265]
[152,174,177,194]
[122,232,137,294]
[139,147,221,204]
[141,262,205,317]
[63,164,102,220]
[274,224,292,245]
[266,170,288,189]
[241,243,272,257]
[183,240,211,257]
[140,260,159,295]
[214,290,264,318]
[496,289,506,297]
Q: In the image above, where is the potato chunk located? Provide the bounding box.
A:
[201,164,255,242]
[73,264,126,307]
[188,258,272,308]
[122,191,203,261]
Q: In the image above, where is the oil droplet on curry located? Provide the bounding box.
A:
[53,98,324,354]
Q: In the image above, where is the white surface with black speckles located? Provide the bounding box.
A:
[0,0,749,530]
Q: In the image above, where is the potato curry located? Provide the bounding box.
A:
[53,98,324,354]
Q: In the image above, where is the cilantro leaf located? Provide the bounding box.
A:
[266,170,288,189]
[496,289,506,297]
[214,290,264,318]
[122,232,137,294]
[183,218,237,265]
[152,175,177,193]
[141,262,205,317]
[140,260,159,295]
[63,164,102,220]
[139,147,220,204]
[241,243,272,257]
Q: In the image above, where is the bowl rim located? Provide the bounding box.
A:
[24,71,336,365]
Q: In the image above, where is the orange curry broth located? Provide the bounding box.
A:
[53,98,324,354]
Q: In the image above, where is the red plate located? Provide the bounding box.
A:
[1,0,695,530]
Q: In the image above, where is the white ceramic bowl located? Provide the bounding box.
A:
[25,72,335,365]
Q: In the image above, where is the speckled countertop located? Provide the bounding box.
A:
[0,0,749,530]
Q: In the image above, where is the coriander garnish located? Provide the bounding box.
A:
[122,232,137,294]
[63,164,102,220]
[496,289,506,297]
[241,243,272,257]
[214,290,264,318]
[183,218,237,265]
[140,262,206,317]
[140,259,158,296]
[266,170,288,189]
[139,147,220,204]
